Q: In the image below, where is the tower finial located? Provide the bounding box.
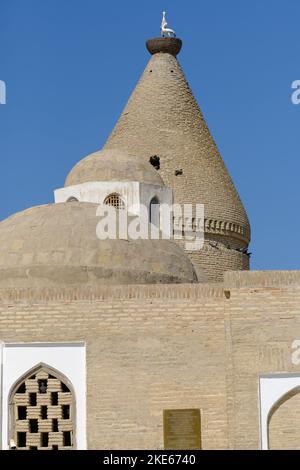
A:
[161,11,176,37]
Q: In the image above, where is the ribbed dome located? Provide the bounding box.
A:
[65,149,164,187]
[0,202,201,287]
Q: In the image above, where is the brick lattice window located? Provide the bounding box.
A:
[104,193,125,210]
[9,365,75,450]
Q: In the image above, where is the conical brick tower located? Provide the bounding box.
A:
[104,36,251,282]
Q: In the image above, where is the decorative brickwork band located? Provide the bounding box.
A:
[204,218,250,243]
[0,284,224,304]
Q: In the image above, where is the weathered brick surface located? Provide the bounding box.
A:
[268,390,300,450]
[0,284,227,450]
[104,47,251,281]
[224,271,300,449]
[2,271,300,449]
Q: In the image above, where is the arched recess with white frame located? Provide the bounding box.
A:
[260,374,300,449]
[268,386,300,449]
[104,193,125,210]
[149,196,160,228]
[67,196,79,202]
[8,363,76,450]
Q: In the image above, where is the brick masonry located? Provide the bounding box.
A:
[104,44,251,282]
[1,271,300,449]
[268,390,300,450]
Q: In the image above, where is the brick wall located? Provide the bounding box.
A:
[1,271,300,449]
[0,284,228,450]
[224,271,300,449]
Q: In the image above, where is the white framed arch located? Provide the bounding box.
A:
[103,193,125,210]
[1,342,86,450]
[66,196,79,202]
[259,373,300,449]
[8,362,76,450]
[149,195,160,228]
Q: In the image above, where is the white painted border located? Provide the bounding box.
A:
[1,342,86,450]
[259,374,300,450]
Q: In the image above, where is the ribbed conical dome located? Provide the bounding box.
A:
[104,37,251,282]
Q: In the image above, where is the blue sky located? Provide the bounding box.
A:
[0,0,299,271]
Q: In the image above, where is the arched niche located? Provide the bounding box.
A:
[8,363,76,450]
[66,197,79,202]
[104,193,125,210]
[268,386,300,450]
[260,374,300,449]
[149,196,160,227]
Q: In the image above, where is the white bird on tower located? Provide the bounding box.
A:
[161,11,176,37]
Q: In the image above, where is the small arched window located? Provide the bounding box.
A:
[9,364,75,450]
[149,196,160,227]
[104,193,125,210]
[66,197,78,202]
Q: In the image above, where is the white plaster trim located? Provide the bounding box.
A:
[259,374,300,450]
[1,342,86,450]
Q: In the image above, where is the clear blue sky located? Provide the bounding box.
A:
[0,0,299,271]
